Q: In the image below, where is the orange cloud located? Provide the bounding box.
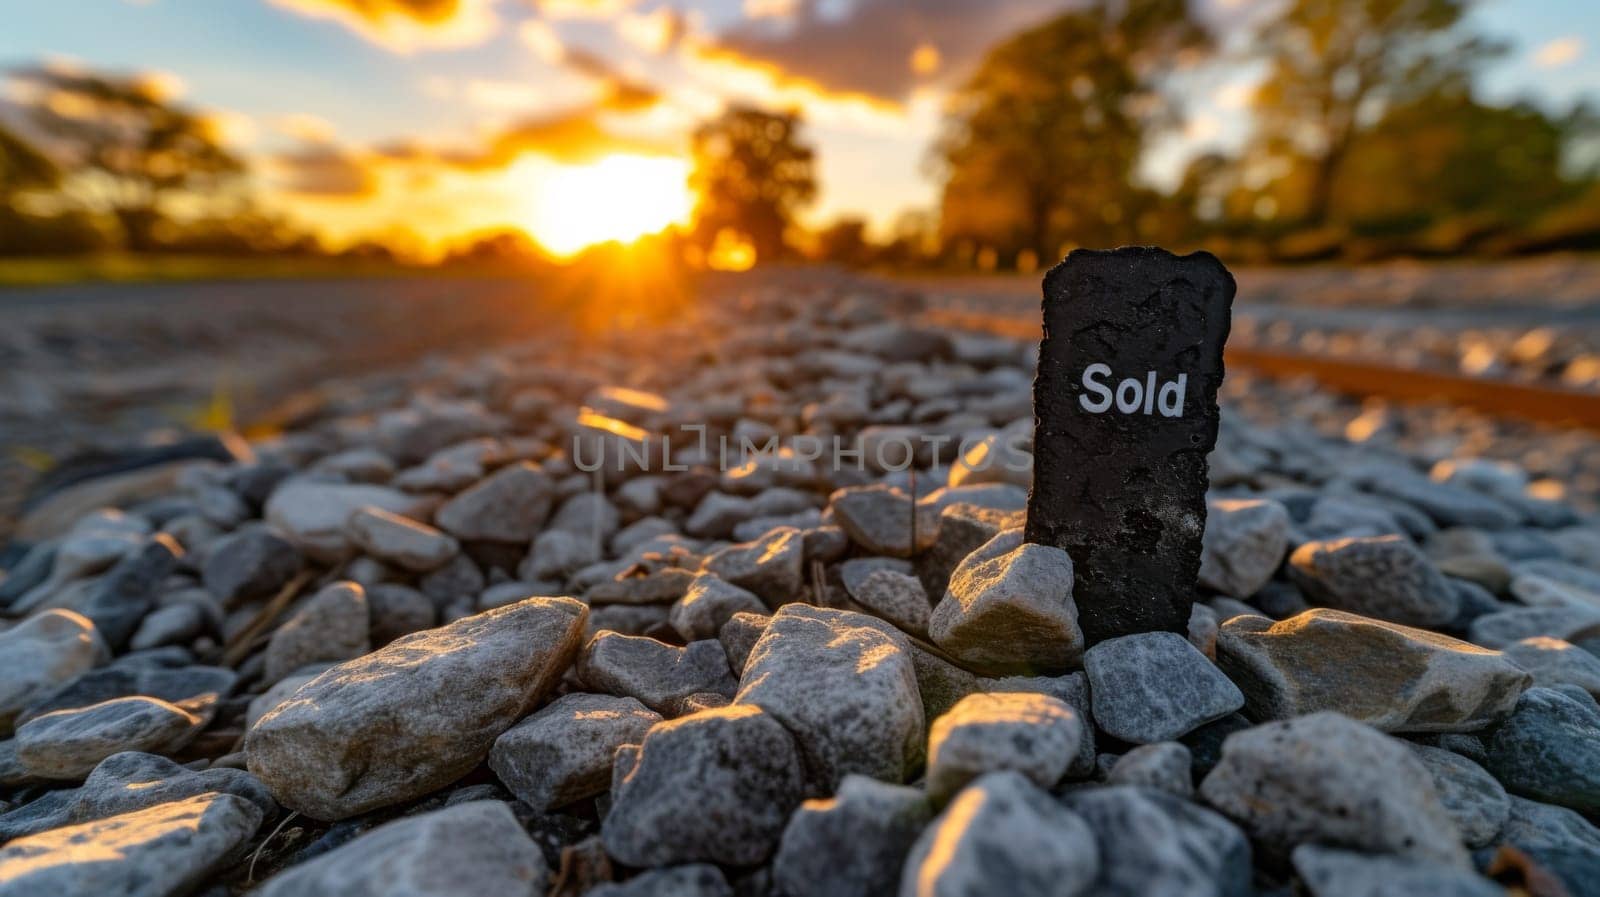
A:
[270,144,380,196]
[535,0,632,19]
[702,0,1067,104]
[267,0,498,51]
[1534,37,1583,69]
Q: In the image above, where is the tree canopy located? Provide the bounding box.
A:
[689,105,817,264]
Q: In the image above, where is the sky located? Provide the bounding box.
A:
[2,0,1597,256]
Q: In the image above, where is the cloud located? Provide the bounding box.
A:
[618,7,688,55]
[266,0,499,52]
[463,79,551,110]
[519,18,568,63]
[477,107,671,165]
[535,0,633,19]
[275,113,338,143]
[743,0,799,20]
[270,144,380,196]
[1533,36,1583,69]
[699,0,1070,104]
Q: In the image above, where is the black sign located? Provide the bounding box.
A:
[1025,247,1235,644]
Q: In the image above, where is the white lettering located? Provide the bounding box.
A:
[1077,365,1188,417]
[1079,363,1114,413]
[1158,374,1187,418]
[1115,378,1142,413]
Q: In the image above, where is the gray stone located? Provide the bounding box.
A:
[0,792,261,897]
[1026,248,1233,645]
[579,633,736,715]
[531,530,605,584]
[585,566,697,607]
[419,552,485,612]
[841,556,912,597]
[347,506,459,571]
[1106,743,1194,797]
[1482,686,1600,814]
[1063,784,1252,897]
[201,525,302,605]
[1086,632,1243,743]
[366,583,436,646]
[925,691,1082,804]
[128,603,205,651]
[670,575,767,642]
[0,610,107,735]
[0,751,276,841]
[1289,536,1460,627]
[979,671,1097,777]
[1508,572,1600,611]
[265,478,427,562]
[263,581,370,684]
[1496,794,1600,853]
[18,664,234,725]
[718,611,768,676]
[434,462,554,542]
[910,644,981,727]
[1290,845,1500,897]
[588,865,731,897]
[773,774,931,897]
[312,447,396,482]
[1216,609,1530,733]
[1188,603,1221,657]
[686,491,754,539]
[247,597,586,820]
[15,697,204,780]
[246,668,326,729]
[929,530,1083,676]
[1198,712,1467,864]
[900,770,1100,897]
[1407,743,1509,848]
[701,526,805,605]
[548,491,621,540]
[1199,498,1290,597]
[1469,606,1600,649]
[736,605,924,787]
[852,569,932,635]
[255,800,548,897]
[374,401,500,465]
[914,502,1023,599]
[602,704,805,867]
[78,535,183,650]
[492,694,657,810]
[1503,636,1600,697]
[829,485,937,558]
[1345,461,1521,530]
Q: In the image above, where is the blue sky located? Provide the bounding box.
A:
[3,0,1595,249]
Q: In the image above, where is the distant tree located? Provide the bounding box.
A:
[1,122,60,196]
[1335,92,1581,238]
[13,66,246,250]
[814,217,872,267]
[689,105,817,263]
[934,0,1212,261]
[1249,0,1501,227]
[0,122,109,256]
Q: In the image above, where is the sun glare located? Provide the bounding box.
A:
[514,153,694,258]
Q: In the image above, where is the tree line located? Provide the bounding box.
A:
[706,0,1600,267]
[4,0,1597,266]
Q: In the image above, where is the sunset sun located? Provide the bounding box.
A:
[512,153,694,258]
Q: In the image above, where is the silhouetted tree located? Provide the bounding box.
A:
[814,217,872,267]
[1249,0,1500,227]
[934,0,1212,260]
[12,65,245,250]
[1,123,59,195]
[690,105,817,263]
